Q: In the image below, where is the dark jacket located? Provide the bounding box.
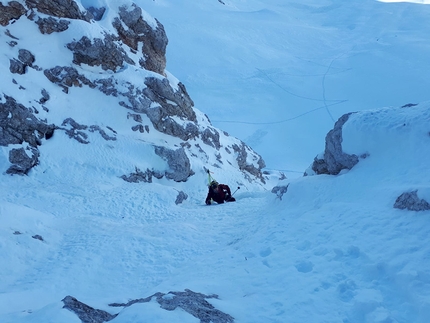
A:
[205,184,232,204]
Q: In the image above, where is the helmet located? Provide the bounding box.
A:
[210,180,218,189]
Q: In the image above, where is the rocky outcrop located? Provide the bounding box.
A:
[60,118,117,144]
[0,0,267,185]
[175,191,188,204]
[394,190,430,211]
[120,167,163,183]
[25,0,92,21]
[63,289,234,323]
[271,185,289,200]
[0,96,55,175]
[44,66,95,93]
[155,146,194,182]
[62,296,117,323]
[113,3,167,75]
[109,289,234,323]
[7,147,40,175]
[307,113,360,175]
[10,49,37,74]
[67,35,135,72]
[0,1,26,26]
[36,16,70,34]
[0,96,55,147]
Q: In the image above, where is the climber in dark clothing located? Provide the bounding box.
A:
[205,180,236,205]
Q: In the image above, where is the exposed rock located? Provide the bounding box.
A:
[36,16,70,34]
[271,185,289,200]
[60,118,117,143]
[9,58,26,74]
[9,49,36,74]
[109,289,234,323]
[309,113,359,175]
[95,77,119,97]
[394,190,430,211]
[127,112,142,123]
[113,3,168,75]
[25,0,91,22]
[401,103,418,108]
[32,234,44,241]
[131,124,145,132]
[120,167,163,183]
[0,95,55,147]
[232,143,266,183]
[144,77,195,119]
[0,1,26,26]
[202,128,221,149]
[155,289,234,323]
[154,146,194,182]
[85,6,105,21]
[44,66,95,93]
[39,89,50,104]
[18,49,35,66]
[142,77,199,140]
[67,35,134,72]
[62,296,118,323]
[7,147,39,175]
[175,191,188,204]
[0,0,267,184]
[146,106,199,140]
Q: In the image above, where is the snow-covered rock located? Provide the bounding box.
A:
[0,0,267,188]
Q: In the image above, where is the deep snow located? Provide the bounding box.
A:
[1,0,430,323]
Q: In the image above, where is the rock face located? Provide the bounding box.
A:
[0,0,266,186]
[25,0,92,21]
[0,96,55,174]
[114,3,167,75]
[307,113,360,176]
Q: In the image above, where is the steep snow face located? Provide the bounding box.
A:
[0,0,270,192]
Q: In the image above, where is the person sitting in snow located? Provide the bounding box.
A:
[205,180,236,205]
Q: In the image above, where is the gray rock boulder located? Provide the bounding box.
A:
[175,191,188,204]
[44,66,95,93]
[0,96,55,175]
[308,113,359,175]
[120,167,163,183]
[271,185,289,200]
[154,146,194,182]
[232,143,266,183]
[25,0,91,21]
[67,35,134,72]
[9,49,36,74]
[6,147,40,175]
[394,190,430,211]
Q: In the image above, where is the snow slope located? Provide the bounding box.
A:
[1,0,430,323]
[140,0,430,175]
